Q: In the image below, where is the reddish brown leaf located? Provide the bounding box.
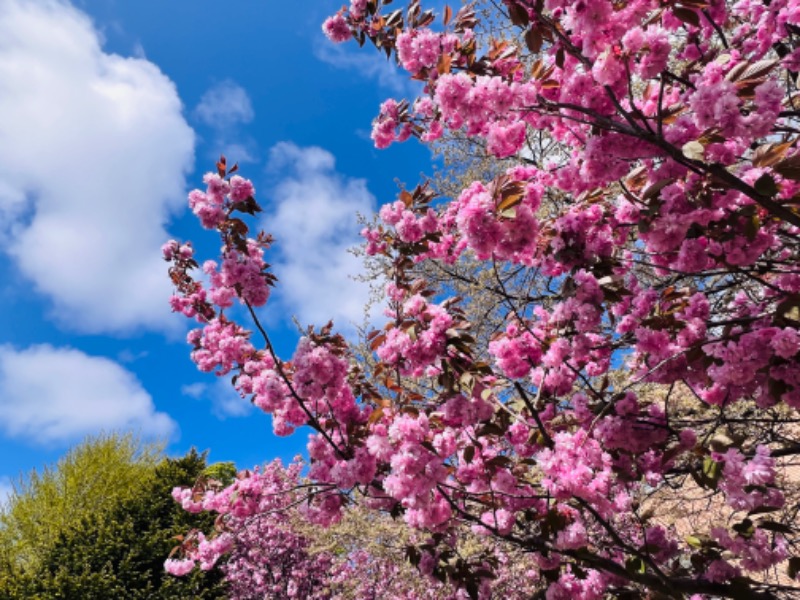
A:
[673,6,700,27]
[508,3,529,27]
[773,154,800,181]
[752,140,795,168]
[437,53,452,75]
[525,27,543,54]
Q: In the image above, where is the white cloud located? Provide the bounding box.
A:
[195,80,254,128]
[0,0,194,334]
[180,382,207,399]
[194,80,258,164]
[315,42,419,97]
[181,380,252,418]
[117,349,148,363]
[0,344,176,445]
[264,143,378,333]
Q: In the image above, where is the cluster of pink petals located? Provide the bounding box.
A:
[187,318,253,375]
[376,295,454,376]
[203,239,270,308]
[537,430,616,517]
[188,173,255,229]
[322,14,351,43]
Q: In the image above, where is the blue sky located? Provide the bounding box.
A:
[0,0,433,499]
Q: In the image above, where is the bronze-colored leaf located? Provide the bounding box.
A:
[752,140,795,168]
[417,9,435,28]
[673,6,700,27]
[508,3,529,27]
[384,9,403,29]
[443,4,452,26]
[370,333,387,351]
[744,214,760,240]
[625,165,647,190]
[463,445,475,463]
[496,192,524,213]
[739,59,778,82]
[367,407,384,425]
[525,27,542,54]
[772,154,800,181]
[555,46,565,69]
[437,53,452,75]
[642,177,675,201]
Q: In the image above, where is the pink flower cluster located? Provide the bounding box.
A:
[396,29,455,75]
[379,199,438,244]
[537,430,616,517]
[187,318,253,375]
[376,293,455,376]
[188,173,254,229]
[453,180,540,262]
[203,238,270,308]
[322,14,351,43]
[716,445,783,512]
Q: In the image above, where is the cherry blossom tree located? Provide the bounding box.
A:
[166,0,800,597]
[167,457,540,598]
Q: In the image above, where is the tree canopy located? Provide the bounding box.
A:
[0,434,226,599]
[163,0,800,598]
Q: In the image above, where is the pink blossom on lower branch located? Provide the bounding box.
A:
[164,558,195,577]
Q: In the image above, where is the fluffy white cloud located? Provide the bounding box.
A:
[265,142,378,332]
[195,80,254,128]
[181,380,252,418]
[194,80,258,164]
[0,344,176,445]
[315,42,417,97]
[180,382,207,399]
[194,80,258,165]
[0,0,194,334]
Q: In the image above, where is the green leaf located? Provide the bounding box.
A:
[732,519,755,538]
[744,214,760,241]
[625,556,647,574]
[702,456,722,480]
[685,535,703,548]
